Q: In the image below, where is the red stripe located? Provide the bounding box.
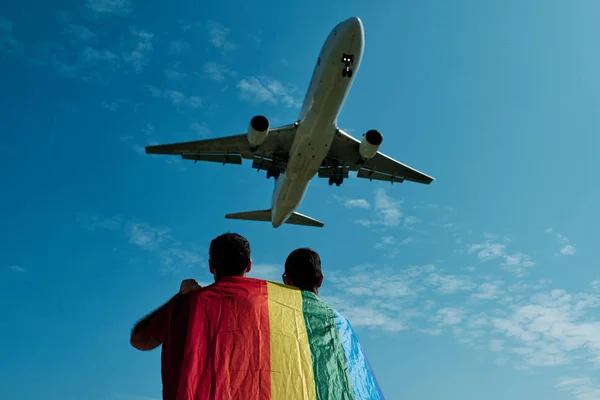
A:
[176,277,272,400]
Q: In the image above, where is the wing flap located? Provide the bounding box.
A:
[357,168,405,183]
[327,130,435,185]
[181,153,243,164]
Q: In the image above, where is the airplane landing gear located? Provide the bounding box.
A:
[266,169,280,180]
[328,175,343,186]
[341,53,354,78]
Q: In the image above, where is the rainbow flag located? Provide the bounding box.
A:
[177,276,385,400]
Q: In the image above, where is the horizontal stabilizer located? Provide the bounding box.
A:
[286,212,324,227]
[225,209,272,222]
[225,209,324,228]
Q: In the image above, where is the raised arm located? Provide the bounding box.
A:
[130,279,201,351]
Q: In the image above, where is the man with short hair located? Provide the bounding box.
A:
[130,232,253,399]
[282,247,324,295]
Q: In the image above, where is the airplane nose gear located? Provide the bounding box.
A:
[341,53,354,77]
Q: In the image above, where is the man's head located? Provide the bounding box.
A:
[283,248,323,294]
[208,233,251,280]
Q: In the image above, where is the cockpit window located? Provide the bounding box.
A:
[317,57,320,66]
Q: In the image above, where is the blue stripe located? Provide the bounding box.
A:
[334,310,385,400]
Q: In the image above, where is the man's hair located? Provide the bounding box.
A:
[209,233,251,279]
[284,248,322,291]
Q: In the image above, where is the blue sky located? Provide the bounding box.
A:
[1,0,600,399]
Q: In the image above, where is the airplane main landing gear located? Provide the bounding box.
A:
[328,175,343,186]
[341,53,354,77]
[266,168,280,180]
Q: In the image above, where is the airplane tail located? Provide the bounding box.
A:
[225,209,324,228]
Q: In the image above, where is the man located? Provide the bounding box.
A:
[130,232,253,399]
[281,247,386,399]
[131,235,385,400]
[282,247,324,295]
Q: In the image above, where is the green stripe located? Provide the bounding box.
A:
[301,291,356,400]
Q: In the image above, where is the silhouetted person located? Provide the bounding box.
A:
[282,247,324,295]
[130,232,252,399]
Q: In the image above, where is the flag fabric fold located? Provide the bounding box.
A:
[175,277,384,400]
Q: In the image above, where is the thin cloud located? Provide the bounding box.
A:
[202,62,234,81]
[85,215,203,274]
[146,85,202,108]
[333,195,370,209]
[554,377,600,400]
[55,11,96,44]
[190,122,211,137]
[467,238,535,276]
[8,265,25,273]
[122,29,153,73]
[355,189,403,227]
[206,21,236,51]
[548,230,577,256]
[0,16,24,55]
[237,76,301,108]
[85,0,132,16]
[249,264,282,282]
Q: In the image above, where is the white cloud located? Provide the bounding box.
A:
[554,377,600,400]
[0,16,24,55]
[404,216,419,225]
[122,29,153,73]
[424,273,475,294]
[548,231,577,257]
[249,263,282,282]
[470,281,504,301]
[85,0,132,16]
[8,265,25,273]
[558,244,576,256]
[355,189,404,228]
[190,122,211,137]
[333,195,370,209]
[146,86,202,108]
[206,21,236,50]
[202,62,234,81]
[467,238,535,275]
[237,76,301,108]
[432,307,466,326]
[85,215,203,274]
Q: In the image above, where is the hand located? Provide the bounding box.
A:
[179,279,201,294]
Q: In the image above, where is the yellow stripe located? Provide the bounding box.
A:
[267,281,317,400]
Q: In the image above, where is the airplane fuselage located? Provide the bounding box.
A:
[270,17,365,228]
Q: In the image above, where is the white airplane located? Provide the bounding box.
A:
[146,16,434,228]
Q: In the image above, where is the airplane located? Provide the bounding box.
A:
[145,16,434,228]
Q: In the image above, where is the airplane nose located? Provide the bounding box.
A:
[343,16,363,33]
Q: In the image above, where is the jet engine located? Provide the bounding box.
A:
[359,129,383,160]
[247,115,270,149]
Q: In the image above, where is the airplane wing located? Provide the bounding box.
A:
[323,129,435,184]
[145,124,297,171]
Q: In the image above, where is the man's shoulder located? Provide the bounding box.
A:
[192,276,269,298]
